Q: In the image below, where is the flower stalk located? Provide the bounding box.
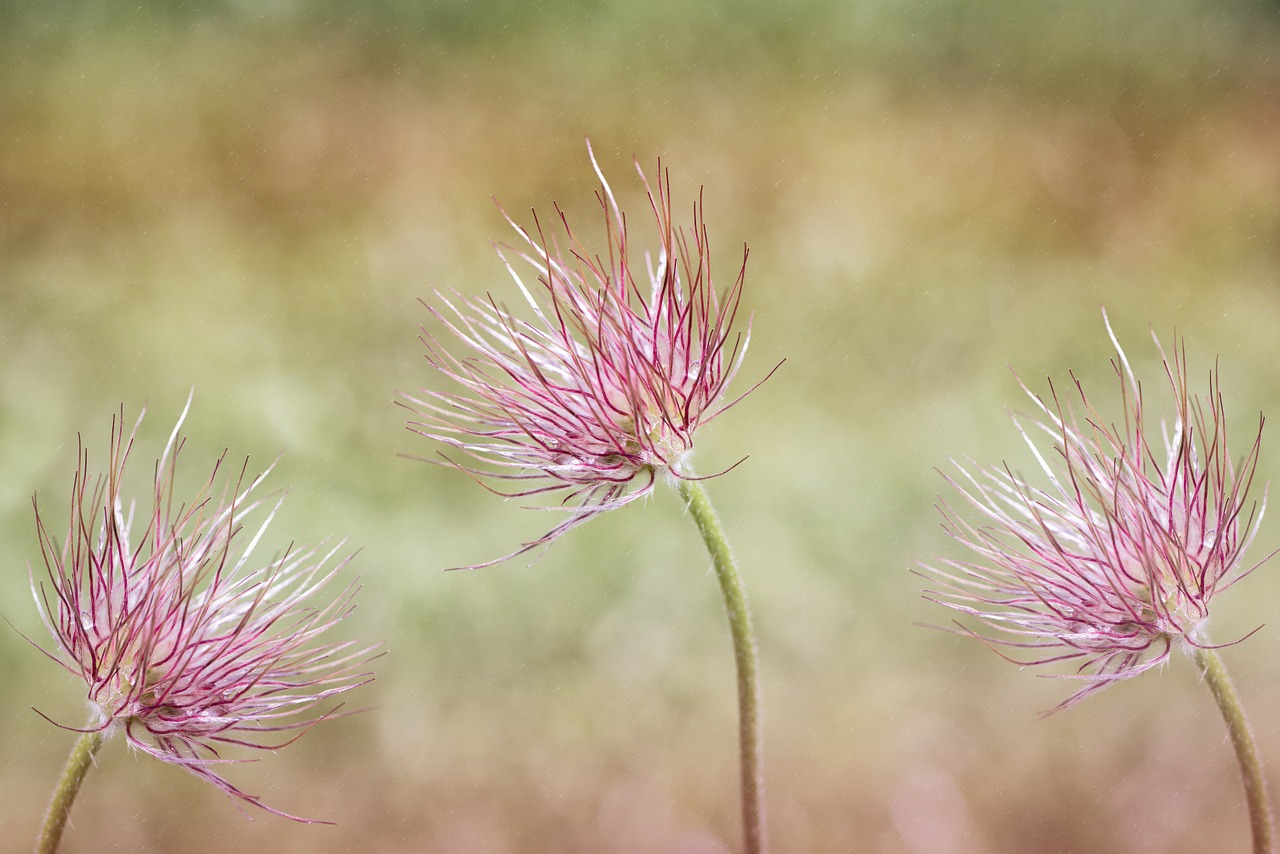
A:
[1193,647,1273,854]
[36,727,105,854]
[678,478,765,854]
[403,143,774,853]
[921,313,1275,850]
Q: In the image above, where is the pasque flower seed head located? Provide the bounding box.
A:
[922,315,1269,710]
[30,399,377,820]
[403,143,774,566]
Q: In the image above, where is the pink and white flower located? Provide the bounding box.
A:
[402,144,771,566]
[30,400,376,820]
[922,316,1269,710]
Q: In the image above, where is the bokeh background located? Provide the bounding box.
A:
[4,1,1280,851]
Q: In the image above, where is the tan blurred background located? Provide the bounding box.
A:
[3,1,1280,851]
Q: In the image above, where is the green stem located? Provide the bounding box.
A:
[677,478,766,854]
[36,728,105,854]
[1193,646,1273,854]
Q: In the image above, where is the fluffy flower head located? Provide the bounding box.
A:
[29,400,376,820]
[921,316,1268,710]
[402,143,769,566]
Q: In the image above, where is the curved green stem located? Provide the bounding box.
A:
[36,728,105,854]
[677,478,766,854]
[1193,647,1273,854]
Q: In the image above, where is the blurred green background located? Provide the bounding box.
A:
[4,1,1280,851]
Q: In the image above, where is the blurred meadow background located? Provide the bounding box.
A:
[4,1,1280,851]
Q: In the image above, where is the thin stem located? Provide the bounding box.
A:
[36,727,105,854]
[677,478,766,854]
[1193,646,1273,854]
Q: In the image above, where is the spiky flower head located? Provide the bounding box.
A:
[921,315,1269,711]
[29,400,376,821]
[401,143,770,566]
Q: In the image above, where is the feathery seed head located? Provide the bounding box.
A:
[402,143,769,566]
[921,314,1269,711]
[29,400,377,821]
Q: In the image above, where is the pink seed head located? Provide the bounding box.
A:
[921,314,1269,711]
[29,399,377,821]
[402,143,772,567]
